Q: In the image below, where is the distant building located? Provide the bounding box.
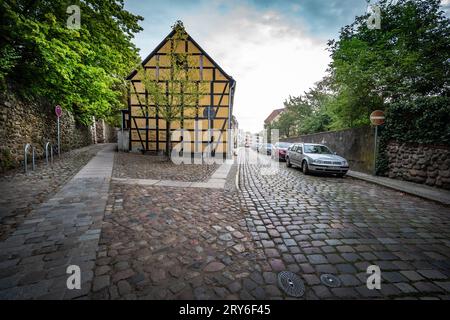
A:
[231,115,238,131]
[264,108,284,128]
[231,115,239,148]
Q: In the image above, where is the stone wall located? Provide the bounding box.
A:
[386,142,450,190]
[0,93,92,172]
[282,126,375,174]
[93,119,117,144]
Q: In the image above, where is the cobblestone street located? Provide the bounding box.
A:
[1,0,449,311]
[88,149,450,300]
[113,152,219,182]
[89,181,263,300]
[0,146,449,300]
[238,150,450,299]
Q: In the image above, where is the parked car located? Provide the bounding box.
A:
[271,142,292,161]
[285,143,349,177]
[258,143,273,155]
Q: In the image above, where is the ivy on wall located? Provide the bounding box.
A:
[0,1,143,125]
[376,96,450,174]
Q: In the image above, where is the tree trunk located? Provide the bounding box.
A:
[165,121,171,159]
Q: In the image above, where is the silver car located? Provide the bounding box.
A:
[285,143,349,177]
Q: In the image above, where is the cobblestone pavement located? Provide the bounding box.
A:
[0,144,105,240]
[113,153,218,182]
[89,181,270,300]
[0,145,114,299]
[1,145,449,300]
[239,151,450,299]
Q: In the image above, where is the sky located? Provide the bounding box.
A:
[124,0,450,133]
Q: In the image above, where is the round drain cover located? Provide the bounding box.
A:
[277,271,305,297]
[320,274,341,288]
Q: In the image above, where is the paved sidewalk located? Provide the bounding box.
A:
[347,171,450,206]
[0,144,115,299]
[0,144,106,240]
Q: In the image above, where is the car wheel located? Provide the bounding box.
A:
[286,157,292,167]
[302,161,309,175]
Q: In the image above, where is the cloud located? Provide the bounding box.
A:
[125,0,370,132]
[442,0,450,15]
[182,2,331,132]
[125,0,449,132]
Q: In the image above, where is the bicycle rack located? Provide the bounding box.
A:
[45,142,54,165]
[24,143,36,173]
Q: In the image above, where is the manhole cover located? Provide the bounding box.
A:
[277,271,305,297]
[320,274,341,288]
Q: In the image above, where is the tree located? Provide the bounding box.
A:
[138,21,208,158]
[0,0,143,124]
[271,77,334,137]
[327,0,450,128]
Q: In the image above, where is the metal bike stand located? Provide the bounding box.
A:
[45,142,54,165]
[24,143,36,173]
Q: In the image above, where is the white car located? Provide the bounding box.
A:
[285,143,349,177]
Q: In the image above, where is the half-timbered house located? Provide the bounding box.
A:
[124,23,235,160]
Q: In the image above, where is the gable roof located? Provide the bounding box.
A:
[264,108,284,124]
[126,29,235,83]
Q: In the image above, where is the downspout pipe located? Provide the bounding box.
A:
[228,79,236,160]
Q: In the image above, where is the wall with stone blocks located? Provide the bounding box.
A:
[93,119,117,144]
[386,142,450,190]
[0,94,92,172]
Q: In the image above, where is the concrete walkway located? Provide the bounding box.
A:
[347,170,450,206]
[0,144,115,299]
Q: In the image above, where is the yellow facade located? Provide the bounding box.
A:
[126,28,235,158]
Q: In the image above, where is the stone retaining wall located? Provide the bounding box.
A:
[0,94,92,172]
[386,142,450,190]
[94,119,117,144]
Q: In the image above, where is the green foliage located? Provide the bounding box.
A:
[383,96,450,144]
[270,78,334,137]
[327,0,449,127]
[273,0,449,142]
[0,44,21,85]
[0,147,15,172]
[0,0,143,124]
[376,96,450,174]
